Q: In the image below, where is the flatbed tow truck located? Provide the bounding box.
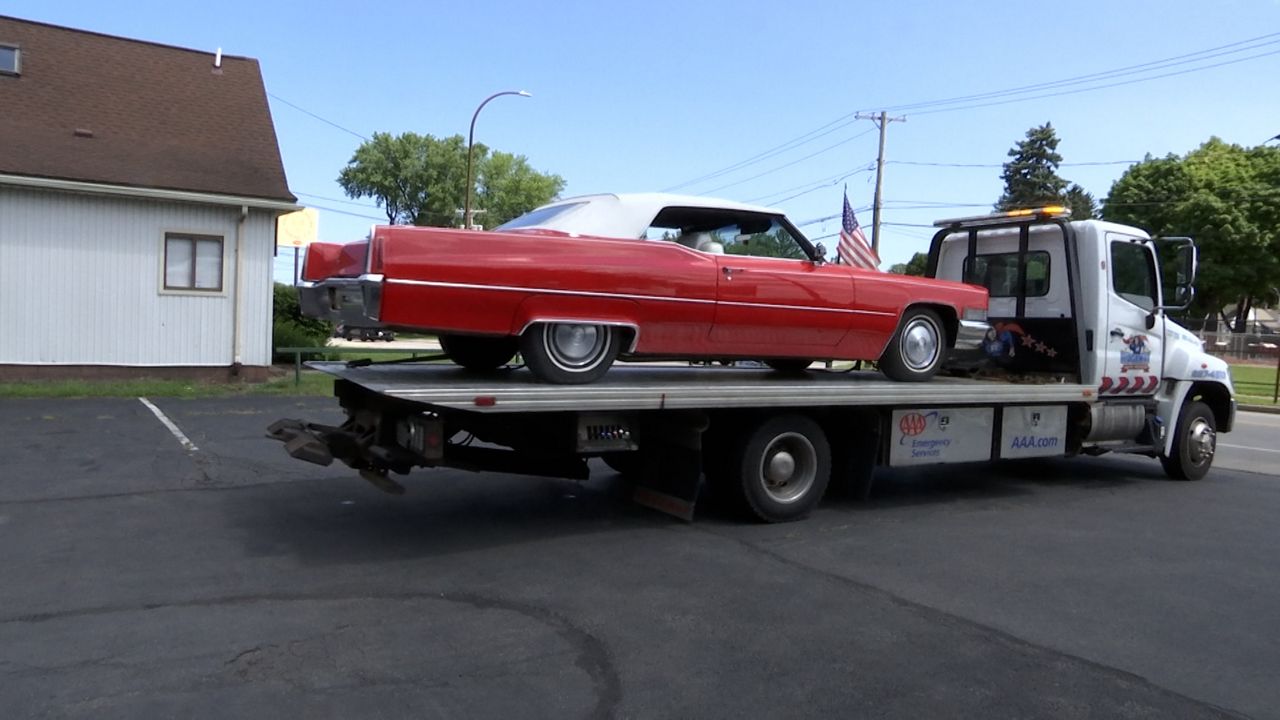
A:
[269,208,1236,522]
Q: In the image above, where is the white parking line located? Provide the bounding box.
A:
[138,397,199,453]
[1219,443,1280,455]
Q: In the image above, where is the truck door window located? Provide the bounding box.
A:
[1110,241,1158,311]
[963,251,1050,297]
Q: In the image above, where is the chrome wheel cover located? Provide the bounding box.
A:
[545,324,608,370]
[758,432,817,504]
[901,317,941,371]
[1187,417,1216,465]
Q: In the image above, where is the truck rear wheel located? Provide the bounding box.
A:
[731,414,831,522]
[1161,400,1216,481]
[439,335,518,370]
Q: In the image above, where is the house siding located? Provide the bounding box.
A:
[0,186,276,367]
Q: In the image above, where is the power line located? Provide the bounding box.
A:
[306,202,385,222]
[295,190,383,209]
[861,32,1280,114]
[663,117,862,192]
[886,159,1140,169]
[747,164,877,206]
[268,92,368,141]
[662,31,1280,195]
[697,128,878,195]
[911,48,1280,117]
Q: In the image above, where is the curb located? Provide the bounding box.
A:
[1238,404,1280,415]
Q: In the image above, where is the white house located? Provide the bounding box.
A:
[0,16,297,381]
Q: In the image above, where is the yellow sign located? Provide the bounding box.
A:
[277,208,319,248]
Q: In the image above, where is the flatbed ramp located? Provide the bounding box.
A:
[309,362,1095,412]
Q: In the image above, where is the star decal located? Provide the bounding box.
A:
[1046,348,1058,358]
[1035,342,1048,353]
[1020,333,1037,348]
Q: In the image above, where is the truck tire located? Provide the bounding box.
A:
[879,308,945,382]
[731,414,831,522]
[439,335,518,371]
[1161,400,1216,481]
[520,323,620,384]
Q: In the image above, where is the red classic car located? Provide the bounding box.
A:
[299,193,989,383]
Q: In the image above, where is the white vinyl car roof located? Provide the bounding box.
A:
[497,193,788,239]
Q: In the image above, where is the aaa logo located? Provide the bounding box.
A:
[899,412,928,437]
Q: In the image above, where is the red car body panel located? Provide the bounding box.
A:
[313,223,989,361]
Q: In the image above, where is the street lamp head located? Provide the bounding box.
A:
[465,89,534,229]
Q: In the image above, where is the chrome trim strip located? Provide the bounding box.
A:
[385,278,895,317]
[516,319,642,353]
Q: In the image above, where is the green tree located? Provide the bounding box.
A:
[723,230,808,259]
[337,132,562,228]
[888,252,928,276]
[477,151,567,227]
[1064,183,1097,220]
[995,123,1096,219]
[1102,138,1280,330]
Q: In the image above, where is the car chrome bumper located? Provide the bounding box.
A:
[954,319,991,351]
[297,275,385,326]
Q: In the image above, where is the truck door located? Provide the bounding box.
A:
[1101,235,1164,395]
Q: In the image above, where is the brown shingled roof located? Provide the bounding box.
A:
[0,16,295,202]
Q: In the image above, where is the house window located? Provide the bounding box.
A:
[164,233,224,291]
[0,44,19,76]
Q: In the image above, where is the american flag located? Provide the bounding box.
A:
[838,191,880,270]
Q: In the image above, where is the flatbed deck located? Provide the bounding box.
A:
[309,362,1096,413]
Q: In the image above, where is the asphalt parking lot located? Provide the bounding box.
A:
[2,396,1277,719]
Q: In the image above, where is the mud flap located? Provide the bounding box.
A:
[628,411,708,522]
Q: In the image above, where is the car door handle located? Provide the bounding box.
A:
[722,266,746,277]
[1109,328,1125,338]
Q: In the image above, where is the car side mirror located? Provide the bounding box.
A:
[813,242,827,264]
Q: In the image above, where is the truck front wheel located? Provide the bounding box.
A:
[732,414,831,522]
[1161,400,1216,481]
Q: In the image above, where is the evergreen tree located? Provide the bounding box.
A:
[995,123,1095,219]
[1064,183,1097,220]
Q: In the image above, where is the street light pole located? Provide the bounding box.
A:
[464,90,531,229]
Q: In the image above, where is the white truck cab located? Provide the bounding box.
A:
[929,207,1235,479]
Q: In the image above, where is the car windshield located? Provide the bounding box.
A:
[494,202,588,231]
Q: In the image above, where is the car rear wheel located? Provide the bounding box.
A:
[520,323,621,384]
[439,335,518,371]
[879,308,945,382]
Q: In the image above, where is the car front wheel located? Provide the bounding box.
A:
[520,323,621,384]
[879,308,945,382]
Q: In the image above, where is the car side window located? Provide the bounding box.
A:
[1111,240,1158,311]
[720,219,808,260]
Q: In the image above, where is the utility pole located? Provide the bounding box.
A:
[856,111,906,253]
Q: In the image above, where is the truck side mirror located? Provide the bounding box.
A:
[1155,237,1197,311]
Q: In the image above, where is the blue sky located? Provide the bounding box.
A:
[10,1,1280,283]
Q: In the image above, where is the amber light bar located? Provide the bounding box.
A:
[933,206,1072,228]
